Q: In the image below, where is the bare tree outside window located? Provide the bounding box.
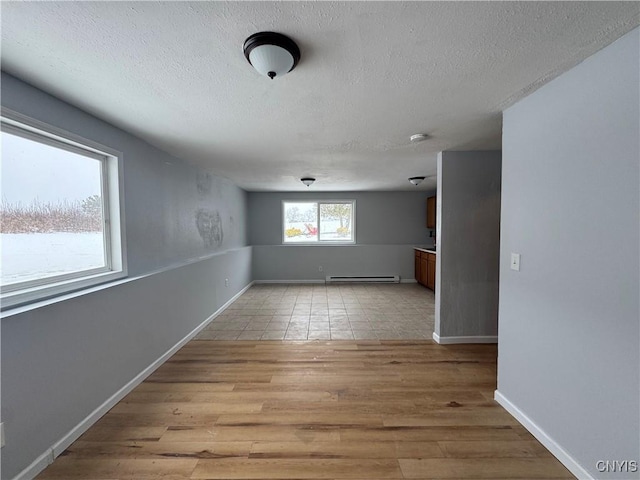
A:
[319,203,352,240]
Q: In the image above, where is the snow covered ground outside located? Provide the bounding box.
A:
[283,220,352,242]
[1,232,105,285]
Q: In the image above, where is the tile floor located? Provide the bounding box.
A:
[195,283,435,341]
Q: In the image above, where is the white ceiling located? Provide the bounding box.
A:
[1,2,638,192]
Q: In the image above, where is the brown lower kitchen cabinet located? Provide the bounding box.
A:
[420,254,428,286]
[426,252,436,290]
[414,249,436,291]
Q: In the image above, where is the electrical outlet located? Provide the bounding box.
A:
[224,278,229,287]
[318,266,323,272]
[1,422,5,448]
[510,253,521,271]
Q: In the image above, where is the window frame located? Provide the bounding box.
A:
[281,200,356,245]
[0,108,127,310]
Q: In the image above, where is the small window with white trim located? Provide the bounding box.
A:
[0,110,126,309]
[283,200,355,244]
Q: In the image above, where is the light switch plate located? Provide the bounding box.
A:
[511,253,521,271]
[1,422,5,448]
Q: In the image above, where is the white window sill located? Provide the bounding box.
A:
[1,269,127,313]
[281,242,357,246]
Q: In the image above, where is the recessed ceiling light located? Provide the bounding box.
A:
[410,133,429,143]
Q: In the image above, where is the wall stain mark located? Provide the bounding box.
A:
[195,208,223,248]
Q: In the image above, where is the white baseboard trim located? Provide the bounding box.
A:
[12,449,52,480]
[432,332,498,344]
[254,279,418,285]
[14,281,254,480]
[253,279,325,284]
[494,390,593,480]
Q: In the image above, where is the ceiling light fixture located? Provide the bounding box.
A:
[410,133,429,143]
[301,177,315,187]
[243,31,300,80]
[409,176,426,186]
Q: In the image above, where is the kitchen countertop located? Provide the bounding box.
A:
[414,246,437,254]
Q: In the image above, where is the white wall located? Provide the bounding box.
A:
[435,150,502,342]
[497,28,639,479]
[0,73,252,479]
[248,191,434,282]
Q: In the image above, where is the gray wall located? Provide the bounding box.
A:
[498,27,639,479]
[248,191,434,281]
[1,74,251,479]
[1,73,247,275]
[1,250,251,479]
[435,151,501,339]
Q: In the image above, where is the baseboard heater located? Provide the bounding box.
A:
[325,275,400,284]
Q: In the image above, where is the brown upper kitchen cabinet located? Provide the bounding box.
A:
[427,196,436,229]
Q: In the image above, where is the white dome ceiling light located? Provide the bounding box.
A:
[409,176,426,186]
[301,177,315,187]
[410,133,429,143]
[243,32,301,80]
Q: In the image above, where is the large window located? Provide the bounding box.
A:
[283,201,355,244]
[1,109,125,309]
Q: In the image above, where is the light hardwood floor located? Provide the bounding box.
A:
[37,341,575,479]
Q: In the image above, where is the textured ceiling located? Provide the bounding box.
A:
[1,2,638,191]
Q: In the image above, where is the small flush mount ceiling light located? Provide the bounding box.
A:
[409,176,426,186]
[243,31,301,79]
[301,177,315,187]
[410,133,429,143]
